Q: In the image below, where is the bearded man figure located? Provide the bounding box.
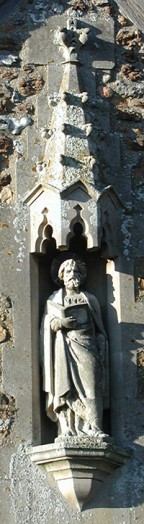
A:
[40,256,108,439]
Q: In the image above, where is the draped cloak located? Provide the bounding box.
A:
[40,289,108,422]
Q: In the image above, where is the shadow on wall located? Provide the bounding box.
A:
[82,447,144,510]
[84,268,144,512]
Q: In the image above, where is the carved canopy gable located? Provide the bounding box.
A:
[24,179,122,257]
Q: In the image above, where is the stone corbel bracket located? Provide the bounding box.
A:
[28,440,131,510]
[24,180,123,257]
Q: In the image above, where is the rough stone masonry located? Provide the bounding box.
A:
[0,1,144,523]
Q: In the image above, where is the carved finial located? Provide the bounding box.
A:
[82,123,93,136]
[58,18,90,63]
[81,92,89,103]
[67,17,77,31]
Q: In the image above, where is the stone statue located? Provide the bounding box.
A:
[40,256,108,439]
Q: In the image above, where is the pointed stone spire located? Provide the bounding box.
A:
[45,18,98,190]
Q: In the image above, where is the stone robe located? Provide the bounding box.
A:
[40,289,108,426]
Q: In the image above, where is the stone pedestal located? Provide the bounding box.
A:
[28,438,130,510]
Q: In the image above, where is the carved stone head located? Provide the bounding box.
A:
[58,257,87,290]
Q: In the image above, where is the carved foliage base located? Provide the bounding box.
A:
[29,439,130,510]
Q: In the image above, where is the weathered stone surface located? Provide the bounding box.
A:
[0,185,13,203]
[0,293,13,348]
[29,440,130,510]
[28,12,115,69]
[137,349,144,397]
[135,258,144,300]
[0,0,144,522]
[0,393,16,443]
[0,479,15,524]
[116,0,144,33]
[19,75,44,96]
[6,442,144,523]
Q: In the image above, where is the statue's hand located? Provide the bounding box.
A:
[61,316,77,330]
[51,318,62,332]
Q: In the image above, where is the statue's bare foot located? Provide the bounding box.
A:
[55,429,76,441]
[82,423,114,442]
[76,429,86,437]
[91,429,114,443]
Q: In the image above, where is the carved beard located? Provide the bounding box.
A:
[65,277,81,290]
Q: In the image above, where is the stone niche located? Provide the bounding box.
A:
[24,180,129,510]
[24,178,122,257]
